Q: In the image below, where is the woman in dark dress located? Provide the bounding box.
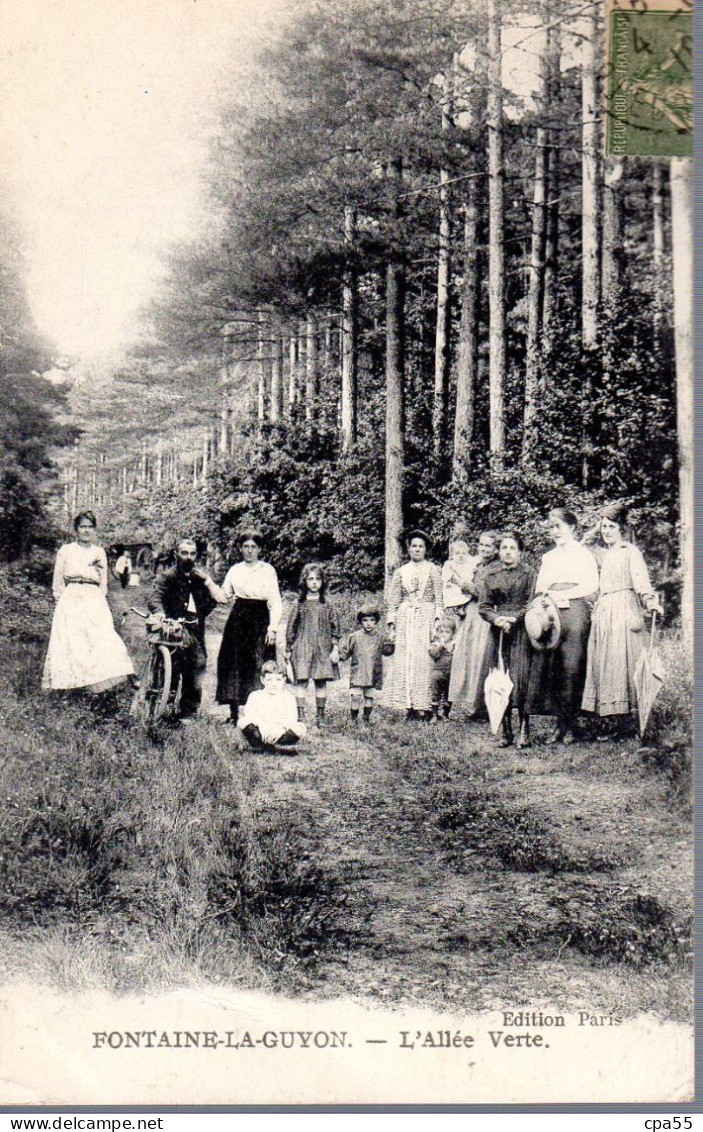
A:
[525,507,599,744]
[479,531,535,748]
[215,528,283,722]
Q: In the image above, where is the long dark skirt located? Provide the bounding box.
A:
[216,599,274,706]
[486,625,532,714]
[525,597,591,722]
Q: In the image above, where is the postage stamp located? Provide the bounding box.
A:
[605,0,693,157]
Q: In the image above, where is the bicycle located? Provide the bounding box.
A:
[124,608,190,726]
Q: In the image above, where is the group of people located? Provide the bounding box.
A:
[383,504,661,747]
[41,501,662,750]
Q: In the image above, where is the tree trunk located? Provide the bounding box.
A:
[433,71,452,461]
[271,327,284,422]
[341,205,359,450]
[602,157,625,309]
[385,155,406,589]
[297,318,307,411]
[324,318,334,371]
[581,6,600,349]
[670,158,692,648]
[542,15,561,343]
[581,3,601,487]
[652,163,665,347]
[219,394,229,453]
[453,195,479,481]
[288,332,298,408]
[305,312,318,422]
[487,0,506,466]
[202,429,209,482]
[257,312,269,424]
[522,8,550,466]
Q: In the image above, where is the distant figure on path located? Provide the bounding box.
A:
[214,528,282,724]
[42,511,135,693]
[148,537,222,718]
[385,529,443,721]
[113,548,132,589]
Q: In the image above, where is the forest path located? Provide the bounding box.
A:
[197,619,691,1020]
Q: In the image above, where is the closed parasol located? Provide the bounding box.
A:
[633,609,665,737]
[484,632,514,734]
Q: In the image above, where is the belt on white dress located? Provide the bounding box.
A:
[65,578,100,586]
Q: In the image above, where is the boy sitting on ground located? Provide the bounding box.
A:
[238,661,307,750]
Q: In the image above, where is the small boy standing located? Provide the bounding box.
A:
[338,604,394,725]
[428,618,456,720]
[238,661,307,750]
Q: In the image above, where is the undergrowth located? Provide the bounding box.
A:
[0,566,355,991]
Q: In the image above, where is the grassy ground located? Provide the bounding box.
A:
[0,563,692,1022]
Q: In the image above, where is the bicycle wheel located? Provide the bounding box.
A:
[132,645,172,725]
[149,645,173,722]
[169,650,184,716]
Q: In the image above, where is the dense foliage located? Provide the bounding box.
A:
[62,0,682,611]
[0,208,72,559]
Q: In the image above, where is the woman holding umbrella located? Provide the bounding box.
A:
[479,531,536,748]
[582,501,663,737]
[526,508,599,745]
[385,530,443,720]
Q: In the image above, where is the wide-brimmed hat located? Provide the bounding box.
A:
[525,595,561,651]
[357,603,381,624]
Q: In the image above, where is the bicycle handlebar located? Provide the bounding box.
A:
[123,608,187,623]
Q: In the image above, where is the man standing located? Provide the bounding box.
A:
[114,548,132,589]
[147,539,222,719]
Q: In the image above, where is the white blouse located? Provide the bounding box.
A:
[219,560,283,631]
[534,540,600,602]
[52,542,108,599]
[238,688,303,743]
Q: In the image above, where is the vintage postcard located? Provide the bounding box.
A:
[0,0,693,1108]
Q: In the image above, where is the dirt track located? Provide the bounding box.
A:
[200,614,692,1021]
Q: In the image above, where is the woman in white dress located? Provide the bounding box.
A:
[582,501,663,733]
[42,511,135,693]
[385,530,443,720]
[214,528,283,722]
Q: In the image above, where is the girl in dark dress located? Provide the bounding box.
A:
[479,531,536,748]
[285,563,340,727]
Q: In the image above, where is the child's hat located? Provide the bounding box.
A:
[357,603,381,623]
